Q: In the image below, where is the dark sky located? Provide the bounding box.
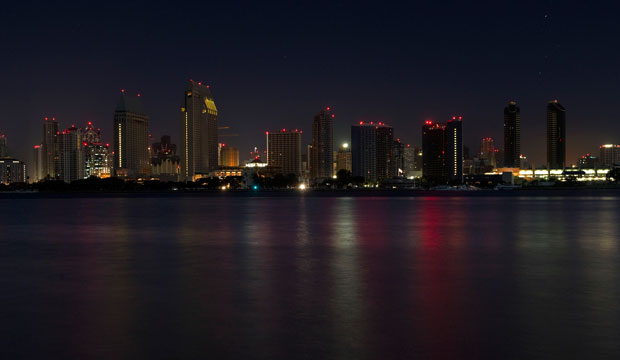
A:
[1,0,619,167]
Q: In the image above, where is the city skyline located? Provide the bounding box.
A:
[1,2,620,167]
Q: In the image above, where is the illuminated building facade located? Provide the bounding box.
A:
[599,144,620,167]
[547,100,566,169]
[503,101,521,167]
[311,107,334,179]
[42,117,59,179]
[81,122,111,178]
[445,117,463,183]
[59,125,84,183]
[114,91,149,178]
[578,153,599,169]
[336,143,352,172]
[266,129,302,176]
[0,158,26,184]
[32,145,44,182]
[150,135,179,181]
[219,145,240,167]
[180,80,218,180]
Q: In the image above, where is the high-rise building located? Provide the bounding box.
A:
[391,139,405,177]
[422,116,463,184]
[480,137,496,168]
[0,134,8,157]
[403,144,422,177]
[81,122,111,178]
[311,107,334,180]
[376,125,394,181]
[32,145,44,182]
[445,116,463,183]
[59,125,84,183]
[547,100,566,169]
[219,145,240,167]
[42,116,59,180]
[422,120,446,183]
[114,91,149,178]
[266,129,302,176]
[336,143,352,172]
[150,135,180,180]
[0,158,26,184]
[350,122,393,183]
[351,123,377,182]
[599,144,620,167]
[180,80,218,180]
[504,101,521,168]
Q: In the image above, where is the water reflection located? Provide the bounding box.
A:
[1,194,620,358]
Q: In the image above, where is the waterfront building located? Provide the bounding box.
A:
[42,116,59,179]
[32,145,44,182]
[81,122,111,178]
[219,144,240,167]
[59,125,84,182]
[547,100,566,169]
[336,143,352,172]
[266,129,302,176]
[504,101,521,167]
[445,116,463,183]
[599,144,620,167]
[422,120,446,183]
[311,107,334,180]
[0,158,26,184]
[422,116,463,184]
[114,91,149,178]
[180,80,218,180]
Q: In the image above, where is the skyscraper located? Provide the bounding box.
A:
[0,134,8,157]
[503,101,521,168]
[547,100,566,169]
[445,117,463,183]
[351,123,377,182]
[81,122,111,178]
[311,107,334,180]
[422,120,445,183]
[266,129,302,176]
[59,125,84,183]
[376,125,394,181]
[42,117,59,180]
[180,80,218,180]
[32,145,44,182]
[114,91,149,178]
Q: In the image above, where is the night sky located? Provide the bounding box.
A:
[1,0,619,167]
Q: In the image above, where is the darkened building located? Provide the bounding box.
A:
[42,117,60,180]
[114,91,149,178]
[376,125,394,181]
[266,129,302,176]
[180,80,218,180]
[351,122,392,183]
[547,100,566,169]
[391,139,405,177]
[422,117,463,184]
[311,107,334,180]
[422,120,446,183]
[504,101,521,168]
